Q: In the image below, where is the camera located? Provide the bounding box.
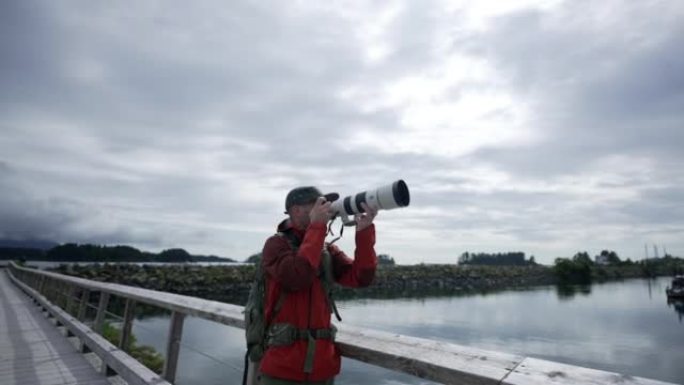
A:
[330,179,410,225]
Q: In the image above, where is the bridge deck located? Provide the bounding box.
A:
[0,269,111,385]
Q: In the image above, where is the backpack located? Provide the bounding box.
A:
[243,232,340,369]
[243,259,272,363]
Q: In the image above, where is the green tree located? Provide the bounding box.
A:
[598,250,621,264]
[572,251,593,265]
[458,251,529,266]
[554,256,592,283]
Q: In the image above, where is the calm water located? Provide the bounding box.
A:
[128,277,684,385]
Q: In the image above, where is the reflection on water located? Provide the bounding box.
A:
[667,298,684,323]
[554,283,592,300]
[131,277,684,385]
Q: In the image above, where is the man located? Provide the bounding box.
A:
[258,186,378,384]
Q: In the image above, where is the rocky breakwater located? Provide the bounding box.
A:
[53,263,256,303]
[52,263,558,304]
[339,264,557,298]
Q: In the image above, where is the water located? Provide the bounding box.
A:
[128,277,684,385]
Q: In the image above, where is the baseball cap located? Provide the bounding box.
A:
[284,186,339,213]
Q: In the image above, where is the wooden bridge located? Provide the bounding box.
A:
[1,263,676,385]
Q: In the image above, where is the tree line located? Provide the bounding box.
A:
[458,251,536,266]
[0,243,235,263]
[553,250,683,282]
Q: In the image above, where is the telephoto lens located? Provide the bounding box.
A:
[330,180,410,225]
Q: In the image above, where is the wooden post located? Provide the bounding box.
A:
[59,281,68,308]
[57,280,64,303]
[47,278,53,299]
[80,340,92,354]
[43,278,51,301]
[66,285,79,315]
[38,275,46,294]
[94,292,110,334]
[54,281,65,327]
[119,299,136,350]
[51,280,60,305]
[54,280,62,303]
[163,311,185,383]
[41,278,52,311]
[100,358,117,377]
[246,360,260,385]
[78,289,90,321]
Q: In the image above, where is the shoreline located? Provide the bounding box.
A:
[41,262,677,305]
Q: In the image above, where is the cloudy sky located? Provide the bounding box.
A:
[1,0,683,264]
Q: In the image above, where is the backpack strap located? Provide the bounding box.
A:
[320,246,342,322]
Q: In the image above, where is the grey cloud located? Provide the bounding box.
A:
[0,180,80,242]
[2,0,683,263]
[0,169,161,246]
[619,186,684,226]
[2,1,371,148]
[471,4,684,149]
[433,5,683,250]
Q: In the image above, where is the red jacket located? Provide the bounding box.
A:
[259,219,377,382]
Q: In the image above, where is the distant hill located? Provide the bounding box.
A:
[0,239,59,250]
[0,242,236,263]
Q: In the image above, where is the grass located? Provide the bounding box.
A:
[101,322,165,374]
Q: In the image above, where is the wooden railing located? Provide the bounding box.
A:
[6,263,676,385]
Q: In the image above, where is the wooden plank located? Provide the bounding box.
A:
[336,323,523,385]
[0,355,103,380]
[8,270,172,385]
[0,271,112,385]
[501,357,675,385]
[163,311,185,383]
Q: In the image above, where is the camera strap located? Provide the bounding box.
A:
[326,217,345,245]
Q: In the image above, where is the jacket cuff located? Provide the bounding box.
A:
[354,224,377,268]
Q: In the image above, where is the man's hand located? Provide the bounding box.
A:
[355,203,378,231]
[309,197,333,224]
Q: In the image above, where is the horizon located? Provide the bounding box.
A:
[1,237,677,266]
[2,1,683,265]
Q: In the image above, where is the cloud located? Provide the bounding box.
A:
[1,0,683,263]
